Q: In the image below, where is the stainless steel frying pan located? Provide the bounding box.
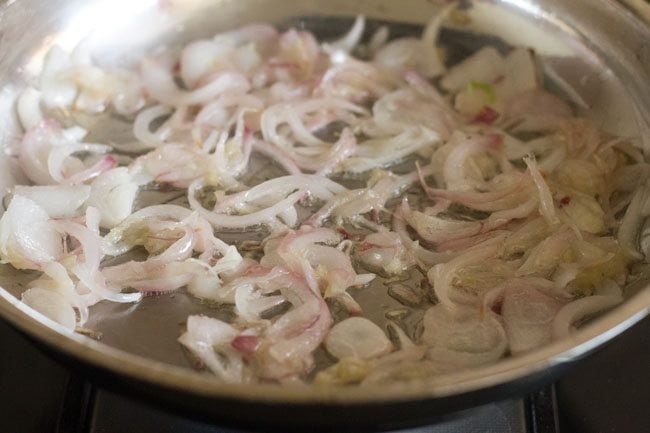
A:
[1,0,649,431]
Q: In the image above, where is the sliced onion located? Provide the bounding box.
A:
[515,230,573,277]
[373,2,454,78]
[141,57,250,106]
[189,184,305,230]
[423,172,530,213]
[17,87,44,130]
[356,231,414,276]
[428,240,501,309]
[0,195,63,270]
[39,45,77,108]
[524,154,560,226]
[19,120,65,185]
[255,273,332,379]
[55,216,142,304]
[195,265,282,304]
[105,204,193,249]
[178,315,245,382]
[306,174,405,226]
[62,154,117,185]
[498,47,539,100]
[421,305,507,369]
[401,199,481,244]
[440,46,504,92]
[505,90,573,132]
[87,167,138,228]
[180,39,234,89]
[339,126,439,174]
[367,25,389,55]
[260,97,365,150]
[500,283,564,353]
[325,317,393,360]
[327,15,365,54]
[618,181,650,260]
[360,345,429,385]
[442,131,502,191]
[13,185,90,218]
[133,105,173,148]
[21,287,77,330]
[264,227,368,312]
[371,87,456,138]
[552,295,623,339]
[235,283,286,323]
[211,175,346,211]
[102,260,196,293]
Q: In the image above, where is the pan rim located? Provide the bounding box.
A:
[1,284,648,404]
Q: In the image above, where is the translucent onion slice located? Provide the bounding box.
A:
[618,181,650,260]
[326,15,366,54]
[0,195,63,270]
[440,46,504,92]
[325,317,393,360]
[178,315,246,383]
[87,167,138,229]
[39,45,77,109]
[356,231,415,276]
[421,304,507,369]
[337,126,439,174]
[141,58,250,106]
[551,294,623,339]
[17,87,44,130]
[524,154,560,226]
[500,283,565,353]
[13,185,90,218]
[401,199,481,245]
[21,287,77,331]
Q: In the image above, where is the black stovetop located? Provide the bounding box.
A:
[0,316,648,433]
